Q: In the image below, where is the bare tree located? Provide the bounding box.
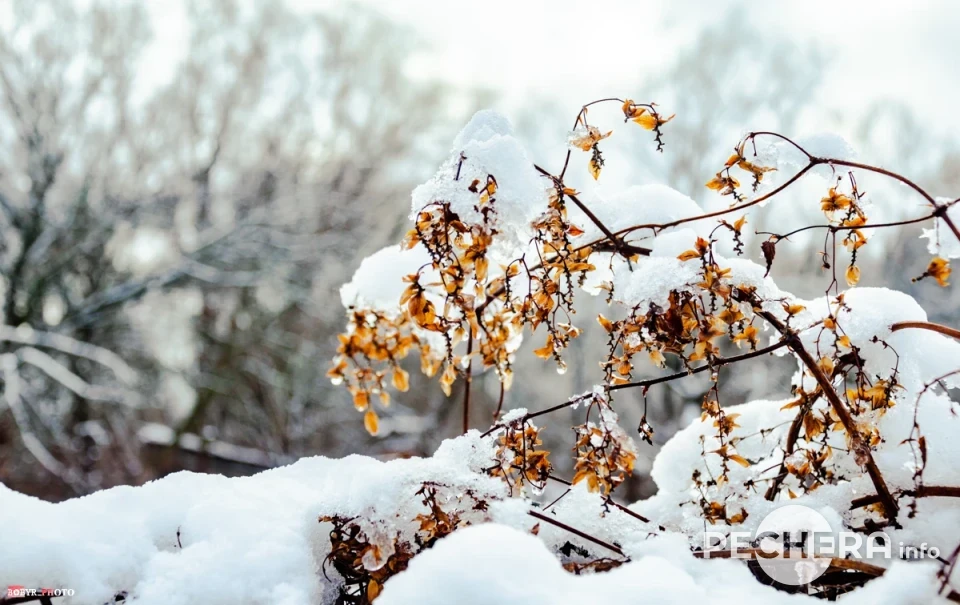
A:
[0,0,472,499]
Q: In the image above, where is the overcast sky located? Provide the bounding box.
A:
[135,0,960,139]
[297,0,960,133]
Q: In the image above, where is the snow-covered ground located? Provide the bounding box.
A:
[3,407,955,604]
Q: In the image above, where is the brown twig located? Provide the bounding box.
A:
[533,164,649,259]
[614,161,818,238]
[462,334,473,434]
[606,339,791,393]
[547,473,655,525]
[602,132,960,252]
[850,485,960,509]
[527,509,625,557]
[493,381,506,422]
[764,395,811,500]
[891,321,960,341]
[695,548,960,602]
[741,291,899,521]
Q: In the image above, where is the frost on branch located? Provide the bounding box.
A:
[922,198,960,260]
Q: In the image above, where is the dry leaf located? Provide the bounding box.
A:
[846,265,861,287]
[364,409,380,435]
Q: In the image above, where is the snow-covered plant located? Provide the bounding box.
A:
[327,96,960,601]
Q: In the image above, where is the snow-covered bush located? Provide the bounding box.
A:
[5,98,960,604]
[326,99,960,602]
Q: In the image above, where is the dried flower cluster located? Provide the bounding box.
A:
[571,393,638,495]
[327,309,420,434]
[330,98,672,433]
[488,418,552,495]
[322,481,499,604]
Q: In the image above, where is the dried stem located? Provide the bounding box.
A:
[462,333,473,434]
[764,396,810,500]
[850,485,960,509]
[695,549,960,601]
[743,292,899,521]
[548,473,655,525]
[891,321,960,341]
[606,339,791,393]
[534,164,649,258]
[527,510,625,557]
[493,381,506,422]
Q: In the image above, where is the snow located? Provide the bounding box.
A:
[378,523,942,605]
[0,432,505,605]
[4,393,959,604]
[411,110,551,264]
[782,287,960,392]
[629,285,960,577]
[754,131,858,180]
[338,244,433,312]
[9,111,960,605]
[921,198,960,259]
[566,184,711,242]
[607,228,786,309]
[796,133,859,163]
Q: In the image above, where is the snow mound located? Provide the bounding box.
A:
[567,184,710,242]
[608,228,785,309]
[339,244,434,312]
[0,433,503,605]
[378,523,941,605]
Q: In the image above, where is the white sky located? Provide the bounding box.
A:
[141,0,960,133]
[281,0,960,134]
[20,0,960,140]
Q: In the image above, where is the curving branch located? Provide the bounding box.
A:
[0,325,136,384]
[740,290,900,521]
[891,321,960,341]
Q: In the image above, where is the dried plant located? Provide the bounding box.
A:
[329,96,960,601]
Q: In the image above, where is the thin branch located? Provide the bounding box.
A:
[758,212,936,241]
[0,354,76,490]
[16,347,139,406]
[850,485,960,509]
[742,291,899,521]
[493,381,505,422]
[527,510,625,557]
[764,396,810,500]
[462,334,473,434]
[614,161,818,239]
[607,339,791,392]
[548,474,655,525]
[891,321,960,341]
[533,164,649,258]
[513,340,791,425]
[0,325,136,384]
[696,548,960,602]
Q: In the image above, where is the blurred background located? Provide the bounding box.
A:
[0,0,958,501]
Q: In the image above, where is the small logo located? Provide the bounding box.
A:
[703,504,940,586]
[6,586,77,599]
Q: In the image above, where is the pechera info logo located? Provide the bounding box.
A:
[6,586,77,599]
[702,504,941,586]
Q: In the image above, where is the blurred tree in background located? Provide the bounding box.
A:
[0,0,477,499]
